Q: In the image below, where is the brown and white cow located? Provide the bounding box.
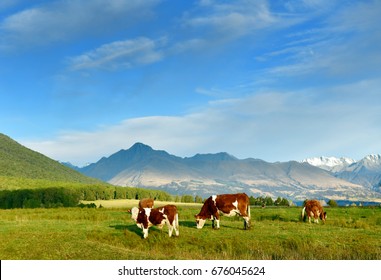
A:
[195,193,251,230]
[134,205,179,239]
[130,198,155,221]
[301,199,327,223]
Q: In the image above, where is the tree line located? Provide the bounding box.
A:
[0,185,173,209]
[0,185,295,209]
[250,195,291,206]
[169,195,293,206]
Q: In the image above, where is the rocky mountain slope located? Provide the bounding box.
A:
[303,154,381,191]
[77,143,380,201]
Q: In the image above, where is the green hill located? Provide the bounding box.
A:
[0,133,101,185]
[0,133,173,209]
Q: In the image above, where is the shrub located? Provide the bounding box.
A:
[327,199,338,207]
[77,203,97,208]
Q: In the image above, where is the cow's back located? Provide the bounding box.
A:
[158,205,178,225]
[305,200,323,213]
[215,193,249,215]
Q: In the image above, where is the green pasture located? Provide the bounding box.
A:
[0,201,380,260]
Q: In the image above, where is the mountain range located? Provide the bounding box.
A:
[302,155,381,192]
[75,142,381,201]
[2,131,379,202]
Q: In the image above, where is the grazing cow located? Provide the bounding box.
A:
[301,200,327,223]
[135,205,179,239]
[129,198,155,221]
[195,193,251,230]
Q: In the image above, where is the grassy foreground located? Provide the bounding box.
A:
[0,200,380,260]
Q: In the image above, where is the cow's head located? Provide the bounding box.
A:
[195,214,207,229]
[320,211,327,222]
[135,208,152,238]
[130,207,139,222]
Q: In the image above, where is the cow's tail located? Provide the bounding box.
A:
[301,207,306,222]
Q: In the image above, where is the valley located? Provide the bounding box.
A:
[1,133,381,204]
[1,202,380,260]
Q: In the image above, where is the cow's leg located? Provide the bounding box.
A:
[174,214,179,236]
[142,227,149,239]
[315,210,320,223]
[164,220,173,237]
[211,216,217,229]
[174,225,179,236]
[214,219,220,229]
[211,215,218,229]
[168,224,174,237]
[243,216,250,229]
[215,218,220,229]
[214,212,220,229]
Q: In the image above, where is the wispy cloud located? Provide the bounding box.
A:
[260,0,381,81]
[7,0,381,166]
[0,0,159,50]
[22,77,381,165]
[182,0,280,41]
[157,1,283,55]
[67,37,165,71]
[0,0,21,11]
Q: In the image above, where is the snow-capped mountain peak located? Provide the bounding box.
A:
[302,154,381,190]
[301,156,355,172]
[358,154,381,170]
[363,154,381,163]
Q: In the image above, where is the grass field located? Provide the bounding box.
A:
[1,200,380,260]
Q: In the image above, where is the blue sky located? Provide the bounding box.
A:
[1,0,380,166]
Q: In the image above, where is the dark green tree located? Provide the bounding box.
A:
[195,195,203,203]
[327,199,338,207]
[264,196,274,206]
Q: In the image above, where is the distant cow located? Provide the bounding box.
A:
[129,198,154,221]
[134,205,179,239]
[139,198,154,208]
[301,200,327,223]
[195,193,251,230]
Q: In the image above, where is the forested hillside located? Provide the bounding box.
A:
[0,133,100,183]
[0,133,174,209]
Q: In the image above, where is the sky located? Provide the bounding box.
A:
[1,0,380,166]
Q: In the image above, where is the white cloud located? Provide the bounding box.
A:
[0,0,20,11]
[261,0,381,81]
[21,78,381,166]
[182,0,280,42]
[327,0,381,34]
[67,37,165,71]
[170,38,209,54]
[284,0,338,13]
[9,0,381,166]
[0,0,159,50]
